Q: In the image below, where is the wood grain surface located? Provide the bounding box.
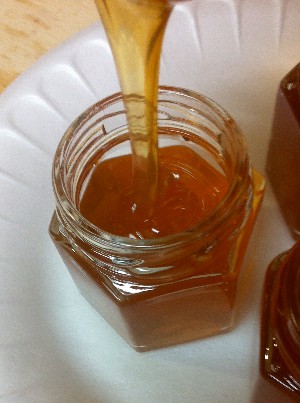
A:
[0,0,99,92]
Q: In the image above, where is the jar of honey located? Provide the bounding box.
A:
[253,242,300,402]
[266,63,300,238]
[49,86,264,351]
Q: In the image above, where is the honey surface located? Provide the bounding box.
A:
[79,145,229,238]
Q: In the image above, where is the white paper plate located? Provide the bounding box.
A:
[0,1,299,402]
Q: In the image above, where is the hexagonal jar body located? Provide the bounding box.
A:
[253,242,300,402]
[49,87,264,351]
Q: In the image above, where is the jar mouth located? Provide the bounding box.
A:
[52,86,251,250]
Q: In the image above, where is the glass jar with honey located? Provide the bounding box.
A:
[49,86,264,351]
[253,242,300,402]
[266,63,300,238]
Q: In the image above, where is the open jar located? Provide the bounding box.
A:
[49,86,264,351]
[253,242,300,402]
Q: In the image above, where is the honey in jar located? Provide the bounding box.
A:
[79,145,229,239]
[266,63,300,238]
[253,241,300,402]
[49,87,264,351]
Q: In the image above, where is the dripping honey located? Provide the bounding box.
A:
[49,0,265,351]
[94,0,174,208]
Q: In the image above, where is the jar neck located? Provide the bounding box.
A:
[274,241,300,381]
[52,86,253,278]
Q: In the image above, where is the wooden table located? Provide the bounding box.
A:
[0,0,99,93]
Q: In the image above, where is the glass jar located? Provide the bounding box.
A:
[253,242,300,402]
[49,86,264,351]
[266,63,300,238]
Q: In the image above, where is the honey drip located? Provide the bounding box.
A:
[94,0,174,210]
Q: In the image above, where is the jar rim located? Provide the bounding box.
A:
[52,85,251,250]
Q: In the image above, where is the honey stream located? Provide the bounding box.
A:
[94,0,174,212]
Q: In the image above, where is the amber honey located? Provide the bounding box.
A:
[49,0,265,351]
[79,145,229,239]
[267,63,300,238]
[94,0,174,207]
[253,242,300,402]
[50,88,264,350]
